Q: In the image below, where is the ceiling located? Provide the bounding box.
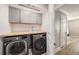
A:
[9,4,48,13]
[60,4,79,20]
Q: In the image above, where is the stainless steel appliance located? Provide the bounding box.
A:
[2,35,31,55]
[31,33,47,55]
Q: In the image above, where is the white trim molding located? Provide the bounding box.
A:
[68,16,79,21]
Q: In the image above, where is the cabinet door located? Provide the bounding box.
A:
[30,12,37,23]
[30,13,42,24]
[9,7,20,23]
[21,10,31,23]
[21,10,42,24]
[36,13,42,24]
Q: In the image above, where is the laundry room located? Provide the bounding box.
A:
[0,4,70,55]
[1,0,79,59]
[0,4,55,55]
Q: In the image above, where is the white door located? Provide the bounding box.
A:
[60,13,67,48]
[54,10,61,48]
[54,10,67,52]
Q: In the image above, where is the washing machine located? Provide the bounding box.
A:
[31,33,47,55]
[2,35,31,55]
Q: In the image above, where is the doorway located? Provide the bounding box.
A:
[54,8,67,54]
[55,4,79,55]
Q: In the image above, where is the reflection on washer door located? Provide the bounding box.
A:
[6,40,27,55]
[35,38,45,51]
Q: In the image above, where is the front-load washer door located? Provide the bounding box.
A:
[6,40,28,55]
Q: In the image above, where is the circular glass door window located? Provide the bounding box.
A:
[34,38,46,51]
[6,40,27,55]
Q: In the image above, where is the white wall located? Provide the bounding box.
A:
[69,19,79,36]
[10,23,41,32]
[0,5,11,34]
[42,5,55,55]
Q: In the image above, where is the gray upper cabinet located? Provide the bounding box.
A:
[21,10,42,24]
[9,7,20,23]
[9,7,42,24]
[30,12,37,23]
[21,10,32,23]
[36,13,42,24]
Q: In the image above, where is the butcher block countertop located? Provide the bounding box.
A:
[0,31,46,37]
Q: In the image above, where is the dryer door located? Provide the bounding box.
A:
[34,38,46,51]
[6,40,28,55]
